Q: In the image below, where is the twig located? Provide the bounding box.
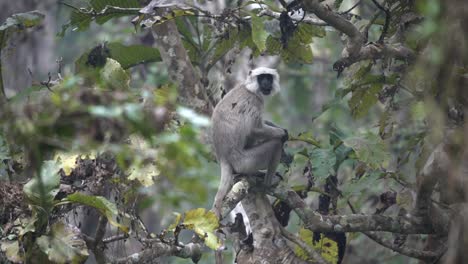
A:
[103,234,129,244]
[341,0,362,14]
[93,216,108,264]
[60,2,140,16]
[288,135,322,148]
[371,0,390,43]
[301,0,365,54]
[0,48,5,103]
[94,216,108,247]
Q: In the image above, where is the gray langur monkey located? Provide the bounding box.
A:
[211,67,288,217]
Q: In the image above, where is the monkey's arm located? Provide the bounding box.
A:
[251,124,286,141]
[264,120,280,128]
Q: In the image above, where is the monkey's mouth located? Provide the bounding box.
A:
[261,89,272,95]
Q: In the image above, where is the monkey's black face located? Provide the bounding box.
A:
[257,74,274,95]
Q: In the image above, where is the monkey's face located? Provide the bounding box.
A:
[257,74,274,95]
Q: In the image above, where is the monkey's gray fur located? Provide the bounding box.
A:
[211,67,286,217]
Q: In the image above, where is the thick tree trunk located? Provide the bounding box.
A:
[0,0,56,96]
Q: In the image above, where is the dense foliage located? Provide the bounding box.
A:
[1,0,467,263]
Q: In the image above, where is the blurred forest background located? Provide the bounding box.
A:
[0,0,467,263]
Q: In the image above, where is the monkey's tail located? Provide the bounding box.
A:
[213,162,233,264]
[213,161,233,218]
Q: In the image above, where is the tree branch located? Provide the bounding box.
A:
[258,9,327,26]
[333,43,415,73]
[301,0,365,54]
[363,231,443,260]
[220,178,250,219]
[113,241,202,263]
[151,8,212,114]
[270,184,434,234]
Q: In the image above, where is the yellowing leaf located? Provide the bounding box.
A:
[55,152,96,176]
[1,241,22,263]
[128,162,159,187]
[182,208,221,250]
[167,212,182,231]
[296,228,339,264]
[100,58,130,90]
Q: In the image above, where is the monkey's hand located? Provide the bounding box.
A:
[252,125,286,141]
[281,129,289,143]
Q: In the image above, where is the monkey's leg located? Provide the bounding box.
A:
[231,139,283,186]
[264,140,283,186]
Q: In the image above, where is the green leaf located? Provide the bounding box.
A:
[265,35,314,64]
[76,43,161,71]
[379,108,394,139]
[107,43,161,69]
[310,148,336,180]
[210,26,252,66]
[36,222,89,264]
[23,160,61,209]
[140,9,196,28]
[0,135,10,160]
[342,170,383,197]
[343,133,390,169]
[251,15,268,52]
[182,208,221,250]
[348,82,382,119]
[295,23,326,42]
[60,0,140,36]
[63,193,129,232]
[8,85,47,103]
[0,11,44,48]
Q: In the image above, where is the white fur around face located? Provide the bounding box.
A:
[244,67,280,96]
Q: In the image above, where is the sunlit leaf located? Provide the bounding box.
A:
[182,208,221,250]
[36,222,89,264]
[167,212,182,231]
[128,161,159,187]
[295,228,339,263]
